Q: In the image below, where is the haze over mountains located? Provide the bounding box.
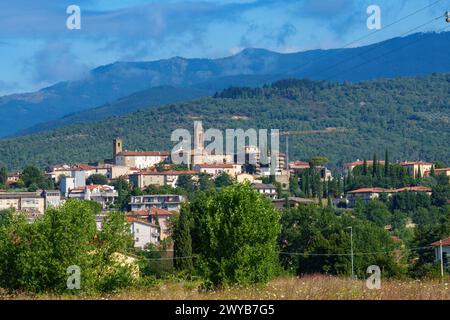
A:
[1,31,450,138]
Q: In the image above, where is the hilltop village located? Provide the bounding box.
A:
[1,122,448,253]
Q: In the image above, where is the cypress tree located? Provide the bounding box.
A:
[362,159,368,176]
[372,154,377,177]
[384,149,390,177]
[430,166,436,177]
[173,210,194,272]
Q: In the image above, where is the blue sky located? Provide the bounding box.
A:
[0,0,447,95]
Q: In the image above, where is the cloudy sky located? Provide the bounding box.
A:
[0,0,446,95]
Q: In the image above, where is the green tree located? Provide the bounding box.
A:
[0,201,135,293]
[384,149,390,177]
[280,205,404,278]
[86,174,108,185]
[172,209,194,273]
[185,184,281,287]
[0,166,7,186]
[22,165,44,188]
[214,172,234,188]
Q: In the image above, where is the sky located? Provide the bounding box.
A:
[0,0,447,95]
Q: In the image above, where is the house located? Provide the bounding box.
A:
[111,137,170,169]
[128,207,174,240]
[344,160,386,174]
[289,161,310,174]
[60,172,86,197]
[115,151,170,169]
[394,186,432,196]
[431,237,450,267]
[399,161,434,178]
[46,163,96,184]
[42,190,62,208]
[129,170,198,188]
[127,217,160,249]
[425,167,450,177]
[6,172,21,185]
[0,190,61,221]
[252,183,278,199]
[193,163,242,178]
[346,187,393,207]
[317,166,333,181]
[130,194,185,212]
[68,185,118,208]
[236,173,255,183]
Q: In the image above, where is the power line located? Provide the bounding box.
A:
[279,245,435,257]
[322,16,448,81]
[288,0,445,77]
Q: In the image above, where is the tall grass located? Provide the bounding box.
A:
[2,275,449,300]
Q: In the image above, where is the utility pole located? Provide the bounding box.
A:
[347,226,354,279]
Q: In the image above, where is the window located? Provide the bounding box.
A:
[136,228,139,233]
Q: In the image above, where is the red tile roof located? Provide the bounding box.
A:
[395,186,432,193]
[400,161,433,166]
[126,216,158,227]
[289,161,310,167]
[431,237,450,247]
[347,187,391,194]
[127,207,173,217]
[149,207,173,216]
[344,160,385,168]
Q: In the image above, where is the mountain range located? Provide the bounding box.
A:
[2,31,450,138]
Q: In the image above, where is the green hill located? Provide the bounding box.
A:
[0,74,449,170]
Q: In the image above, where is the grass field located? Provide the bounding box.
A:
[1,275,449,300]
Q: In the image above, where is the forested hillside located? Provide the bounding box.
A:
[0,74,449,170]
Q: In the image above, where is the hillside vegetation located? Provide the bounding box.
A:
[0,74,449,170]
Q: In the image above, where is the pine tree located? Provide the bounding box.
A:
[362,159,368,176]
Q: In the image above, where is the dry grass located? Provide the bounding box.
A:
[2,275,450,300]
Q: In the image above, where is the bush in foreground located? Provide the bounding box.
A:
[174,183,281,287]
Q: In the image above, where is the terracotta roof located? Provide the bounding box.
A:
[149,207,173,216]
[400,161,433,166]
[127,210,149,216]
[289,161,310,167]
[431,237,450,247]
[119,151,170,157]
[127,207,173,217]
[126,216,158,227]
[435,168,450,172]
[347,187,391,194]
[395,186,432,192]
[344,160,385,168]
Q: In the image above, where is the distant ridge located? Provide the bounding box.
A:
[1,31,450,138]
